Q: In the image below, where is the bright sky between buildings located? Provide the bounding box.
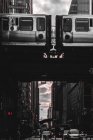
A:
[33,0,72,25]
[39,81,53,120]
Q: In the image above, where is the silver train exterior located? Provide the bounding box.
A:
[56,15,93,47]
[0,13,51,49]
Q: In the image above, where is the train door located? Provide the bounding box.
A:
[36,17,46,42]
[62,16,73,43]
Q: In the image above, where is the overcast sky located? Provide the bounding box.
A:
[39,82,52,120]
[33,0,71,25]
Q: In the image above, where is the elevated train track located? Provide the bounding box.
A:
[0,13,93,81]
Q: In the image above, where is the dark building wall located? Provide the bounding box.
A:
[62,83,69,124]
[66,81,93,134]
[10,0,30,13]
[0,0,9,13]
[51,81,68,126]
[17,82,32,122]
[52,81,85,129]
[0,79,18,135]
[69,0,78,14]
[51,80,93,133]
[0,0,2,13]
[51,82,62,125]
[82,82,93,134]
[52,82,79,125]
[31,81,39,128]
[47,105,52,119]
[67,82,84,129]
[92,0,93,14]
[69,0,90,14]
[77,0,89,14]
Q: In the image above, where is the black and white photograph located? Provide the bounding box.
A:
[0,0,93,140]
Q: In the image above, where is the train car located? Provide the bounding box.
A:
[56,15,93,47]
[0,13,51,52]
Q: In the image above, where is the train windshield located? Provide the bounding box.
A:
[19,17,33,31]
[2,17,9,31]
[37,18,45,31]
[63,18,72,32]
[75,18,89,32]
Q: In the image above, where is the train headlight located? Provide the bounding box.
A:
[63,32,73,43]
[65,34,70,40]
[38,34,43,39]
[10,26,14,31]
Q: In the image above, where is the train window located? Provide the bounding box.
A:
[19,17,33,31]
[37,18,45,31]
[2,18,9,31]
[75,18,89,32]
[90,19,93,27]
[63,18,72,32]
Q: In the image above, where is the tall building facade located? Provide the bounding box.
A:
[0,0,9,13]
[67,82,84,129]
[82,82,93,134]
[69,0,92,14]
[0,0,33,13]
[51,81,84,129]
[17,81,39,129]
[9,0,33,13]
[31,81,39,129]
[51,81,67,126]
[52,81,93,134]
[17,82,32,123]
[47,104,52,128]
[47,104,52,119]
